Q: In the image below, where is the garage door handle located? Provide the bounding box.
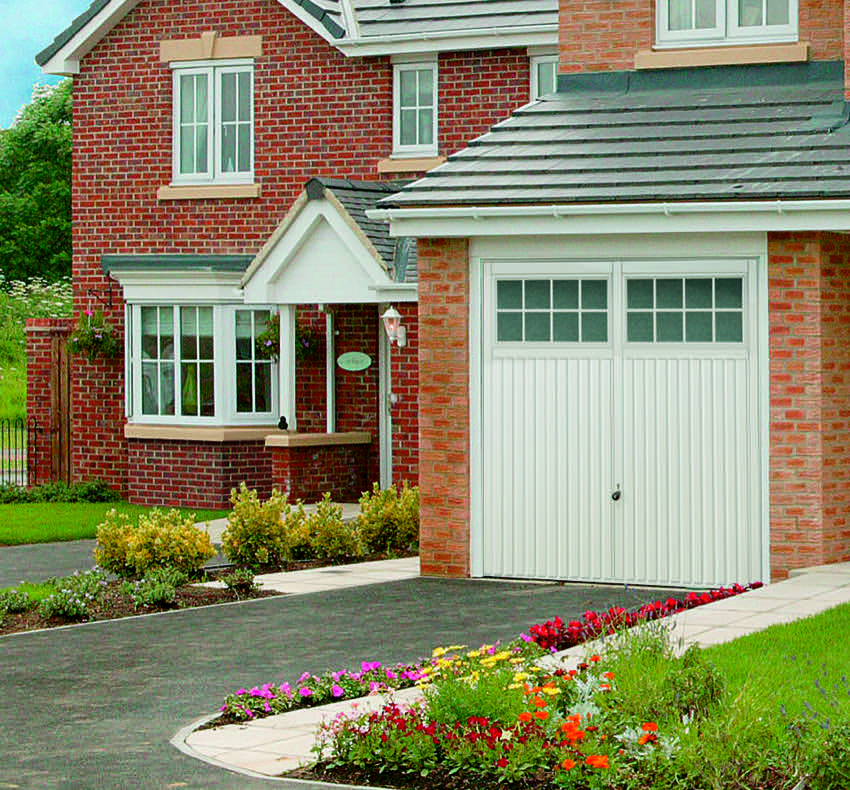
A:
[611,488,622,501]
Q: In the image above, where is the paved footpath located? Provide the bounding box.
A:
[0,566,686,790]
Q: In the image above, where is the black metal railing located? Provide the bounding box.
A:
[0,417,36,488]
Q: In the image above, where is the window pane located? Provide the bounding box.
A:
[685,278,712,308]
[525,312,550,342]
[181,363,198,415]
[400,71,417,106]
[255,363,271,412]
[236,363,252,412]
[236,311,253,360]
[195,126,208,173]
[669,0,693,29]
[685,312,713,342]
[198,307,214,359]
[581,280,606,310]
[180,75,195,122]
[715,312,743,342]
[221,125,236,173]
[497,312,523,341]
[525,280,550,310]
[417,69,433,105]
[196,75,208,120]
[627,279,653,309]
[497,280,522,309]
[627,312,654,342]
[181,309,197,359]
[159,309,174,359]
[221,72,236,122]
[142,362,159,413]
[553,312,579,342]
[418,108,434,145]
[582,312,607,342]
[656,279,682,309]
[536,61,556,97]
[199,362,215,416]
[160,363,175,415]
[715,278,743,308]
[237,125,251,172]
[400,109,417,145]
[739,0,763,25]
[766,0,788,24]
[553,280,578,309]
[656,311,683,342]
[238,72,251,120]
[695,0,717,27]
[179,127,195,175]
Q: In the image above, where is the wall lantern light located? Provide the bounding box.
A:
[381,306,407,348]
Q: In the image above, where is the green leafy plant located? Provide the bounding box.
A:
[308,493,362,561]
[0,480,120,504]
[38,569,108,620]
[67,309,121,363]
[94,508,215,578]
[0,588,32,614]
[282,502,317,561]
[218,567,259,598]
[221,484,292,569]
[424,667,528,727]
[124,566,188,609]
[255,313,322,362]
[357,482,419,554]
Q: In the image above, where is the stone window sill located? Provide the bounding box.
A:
[265,431,371,448]
[634,41,809,70]
[125,424,277,442]
[157,183,262,200]
[377,156,446,174]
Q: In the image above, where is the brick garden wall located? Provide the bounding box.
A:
[270,443,370,503]
[416,238,470,577]
[557,0,844,74]
[46,0,534,500]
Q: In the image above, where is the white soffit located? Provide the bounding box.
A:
[242,197,396,304]
[109,269,244,303]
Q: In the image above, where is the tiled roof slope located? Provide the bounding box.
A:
[36,0,110,66]
[313,178,418,283]
[351,0,556,37]
[380,64,850,207]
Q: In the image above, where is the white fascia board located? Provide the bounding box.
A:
[275,0,344,46]
[369,200,850,238]
[39,0,143,76]
[336,27,557,57]
[110,269,244,303]
[367,283,418,301]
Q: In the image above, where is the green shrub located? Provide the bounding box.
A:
[124,566,188,609]
[282,502,317,561]
[0,588,31,613]
[423,667,528,727]
[221,483,292,569]
[38,569,108,620]
[357,482,419,554]
[0,480,120,504]
[218,567,258,598]
[94,508,215,579]
[309,493,362,561]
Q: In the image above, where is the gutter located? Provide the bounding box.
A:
[336,24,557,54]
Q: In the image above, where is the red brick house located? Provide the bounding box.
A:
[29,0,559,508]
[376,0,850,586]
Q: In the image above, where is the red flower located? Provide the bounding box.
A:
[642,722,658,732]
[561,758,576,770]
[496,758,508,768]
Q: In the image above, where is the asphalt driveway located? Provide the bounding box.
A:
[0,572,685,789]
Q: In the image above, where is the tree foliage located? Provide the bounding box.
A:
[0,80,72,282]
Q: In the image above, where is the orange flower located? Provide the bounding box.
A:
[590,655,601,663]
[532,696,547,708]
[642,722,658,732]
[534,710,549,721]
[561,759,576,771]
[518,712,533,723]
[602,671,615,680]
[585,754,610,769]
[599,683,610,691]
[638,733,657,746]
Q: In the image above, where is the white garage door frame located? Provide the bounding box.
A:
[468,233,770,588]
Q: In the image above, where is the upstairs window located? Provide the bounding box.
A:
[172,60,253,184]
[393,61,438,157]
[530,55,558,99]
[657,0,797,45]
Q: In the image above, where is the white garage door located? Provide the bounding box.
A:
[481,259,762,588]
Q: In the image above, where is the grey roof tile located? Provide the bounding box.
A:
[381,67,850,207]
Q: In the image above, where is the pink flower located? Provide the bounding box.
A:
[299,687,313,697]
[332,685,344,698]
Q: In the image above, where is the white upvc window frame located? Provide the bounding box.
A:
[129,303,277,426]
[657,0,797,46]
[530,55,558,100]
[171,59,255,185]
[392,59,438,158]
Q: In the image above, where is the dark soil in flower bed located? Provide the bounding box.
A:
[248,549,418,574]
[0,581,281,637]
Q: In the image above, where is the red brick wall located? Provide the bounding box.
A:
[126,439,272,508]
[270,443,370,502]
[50,0,532,499]
[295,307,328,433]
[768,231,850,580]
[26,318,74,486]
[417,239,470,577]
[391,302,419,487]
[558,0,843,74]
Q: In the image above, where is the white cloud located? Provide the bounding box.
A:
[0,0,90,127]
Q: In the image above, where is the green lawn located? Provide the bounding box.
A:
[0,503,227,545]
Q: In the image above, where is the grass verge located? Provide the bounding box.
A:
[0,503,227,545]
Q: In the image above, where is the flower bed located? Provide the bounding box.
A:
[217,582,759,724]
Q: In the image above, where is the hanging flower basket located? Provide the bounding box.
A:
[67,309,121,363]
[255,313,321,363]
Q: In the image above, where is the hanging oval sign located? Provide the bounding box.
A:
[337,351,372,371]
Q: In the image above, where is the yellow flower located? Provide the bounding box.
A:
[513,672,529,682]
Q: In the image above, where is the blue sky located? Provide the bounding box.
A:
[0,0,91,128]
